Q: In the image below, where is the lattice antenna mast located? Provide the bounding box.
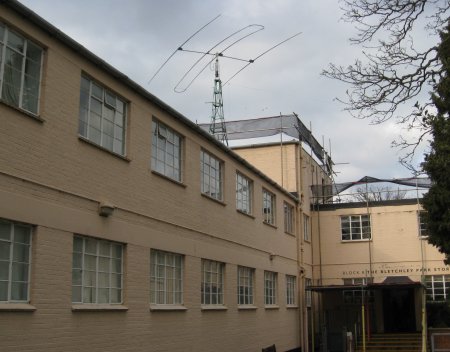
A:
[209,54,228,145]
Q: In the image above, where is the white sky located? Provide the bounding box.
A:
[20,0,434,183]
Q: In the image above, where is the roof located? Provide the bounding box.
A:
[2,0,298,203]
[308,276,422,292]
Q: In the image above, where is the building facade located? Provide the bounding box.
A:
[0,2,302,351]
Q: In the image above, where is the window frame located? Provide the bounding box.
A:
[264,271,277,306]
[340,214,371,241]
[78,75,127,156]
[425,275,450,302]
[236,172,252,215]
[201,259,225,306]
[71,235,123,305]
[286,275,297,306]
[0,219,32,303]
[200,150,223,201]
[262,189,276,225]
[151,118,183,182]
[305,278,312,308]
[303,214,310,242]
[284,202,294,234]
[237,266,255,306]
[418,211,428,238]
[150,249,184,306]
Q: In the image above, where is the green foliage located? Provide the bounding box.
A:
[422,22,450,264]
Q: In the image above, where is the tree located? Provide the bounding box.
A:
[351,185,407,202]
[323,0,449,170]
[422,23,450,264]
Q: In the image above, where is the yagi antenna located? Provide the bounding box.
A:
[148,14,221,85]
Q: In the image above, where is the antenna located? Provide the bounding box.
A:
[209,53,228,145]
[149,17,301,145]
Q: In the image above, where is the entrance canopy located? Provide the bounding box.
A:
[308,276,422,292]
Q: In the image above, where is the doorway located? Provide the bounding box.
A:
[382,288,416,333]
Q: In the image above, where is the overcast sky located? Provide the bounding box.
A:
[20,0,435,183]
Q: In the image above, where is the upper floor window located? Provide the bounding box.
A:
[425,275,450,302]
[286,275,296,306]
[200,150,223,201]
[79,76,126,156]
[72,236,123,304]
[0,22,43,115]
[419,211,428,238]
[264,271,277,305]
[284,202,294,234]
[262,189,276,225]
[0,219,32,302]
[236,172,252,214]
[341,214,371,241]
[303,214,310,241]
[201,259,225,305]
[150,249,183,305]
[151,119,182,182]
[237,266,254,305]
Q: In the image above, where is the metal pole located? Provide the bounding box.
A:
[362,301,366,352]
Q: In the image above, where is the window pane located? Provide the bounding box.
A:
[11,282,27,301]
[0,242,10,260]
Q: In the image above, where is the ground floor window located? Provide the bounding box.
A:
[201,259,224,305]
[0,219,32,302]
[238,266,254,305]
[286,275,296,306]
[150,249,183,305]
[72,236,123,304]
[425,275,450,302]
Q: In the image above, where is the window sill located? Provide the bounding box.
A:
[286,305,299,309]
[263,221,277,229]
[341,239,371,243]
[264,305,280,310]
[150,304,187,311]
[78,136,131,162]
[238,305,257,310]
[151,170,186,188]
[0,100,44,123]
[236,209,255,219]
[71,304,128,311]
[284,231,295,237]
[201,305,228,311]
[0,303,36,312]
[201,193,226,206]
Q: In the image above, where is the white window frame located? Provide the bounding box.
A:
[0,22,43,115]
[151,119,182,182]
[286,275,296,306]
[262,189,276,225]
[425,275,450,302]
[201,259,225,305]
[284,202,294,234]
[0,219,32,303]
[237,266,254,305]
[264,271,277,305]
[200,150,223,201]
[150,249,184,305]
[340,214,371,241]
[303,214,310,241]
[305,278,312,308]
[72,236,123,304]
[236,172,252,214]
[78,76,127,156]
[419,211,428,238]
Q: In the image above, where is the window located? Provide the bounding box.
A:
[236,172,252,214]
[262,189,275,225]
[284,202,294,234]
[0,22,43,114]
[264,271,277,305]
[303,214,310,241]
[150,249,183,305]
[0,220,32,302]
[419,211,428,237]
[72,236,123,304]
[425,275,450,302]
[341,215,371,241]
[79,76,126,155]
[151,119,182,181]
[286,275,296,306]
[343,290,374,305]
[200,150,223,201]
[305,278,312,308]
[201,259,224,305]
[343,277,372,285]
[237,266,254,305]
